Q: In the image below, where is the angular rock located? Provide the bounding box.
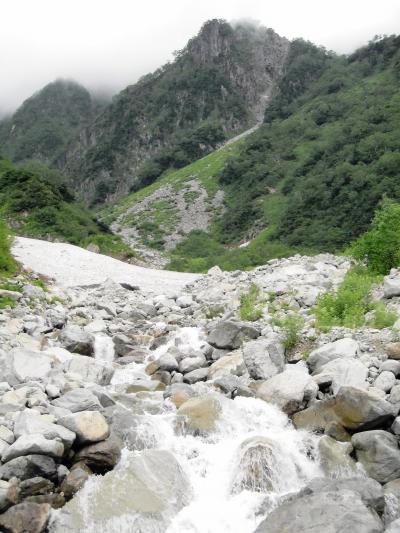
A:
[312,359,368,394]
[64,356,114,386]
[156,353,179,372]
[2,434,64,462]
[0,479,19,512]
[374,371,396,392]
[0,502,51,533]
[257,363,318,415]
[182,367,209,384]
[318,435,356,476]
[179,354,207,374]
[242,335,284,380]
[334,386,395,430]
[352,430,400,483]
[73,437,121,473]
[60,325,95,356]
[384,276,400,298]
[14,411,75,449]
[208,351,245,380]
[0,455,57,481]
[19,477,55,498]
[307,338,360,372]
[9,349,52,384]
[59,411,109,444]
[51,388,102,412]
[60,462,92,500]
[207,321,259,350]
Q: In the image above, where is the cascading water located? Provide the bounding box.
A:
[51,327,325,533]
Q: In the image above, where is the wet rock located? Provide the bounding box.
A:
[318,435,356,476]
[60,325,94,356]
[307,338,360,372]
[334,386,395,430]
[0,502,51,533]
[0,455,57,481]
[0,479,19,512]
[59,411,109,444]
[257,363,318,415]
[73,437,121,473]
[255,489,383,533]
[352,430,400,483]
[324,421,352,442]
[242,335,284,380]
[164,383,195,408]
[177,395,223,432]
[53,450,191,531]
[125,379,165,392]
[2,434,64,462]
[51,388,102,412]
[60,462,92,500]
[207,321,259,350]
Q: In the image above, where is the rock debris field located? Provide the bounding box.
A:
[1,239,400,531]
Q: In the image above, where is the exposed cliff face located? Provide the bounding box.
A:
[0,80,99,165]
[62,20,290,203]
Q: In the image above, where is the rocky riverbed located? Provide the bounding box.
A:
[2,247,400,531]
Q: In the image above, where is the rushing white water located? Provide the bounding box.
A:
[93,334,115,362]
[52,326,324,533]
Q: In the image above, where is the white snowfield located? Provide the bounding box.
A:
[12,237,200,293]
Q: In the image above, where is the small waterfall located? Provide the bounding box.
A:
[52,326,323,533]
[93,334,115,362]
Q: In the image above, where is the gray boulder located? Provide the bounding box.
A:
[384,275,400,298]
[51,388,102,412]
[334,386,395,430]
[313,358,368,394]
[374,371,396,392]
[207,321,259,350]
[179,354,207,374]
[0,502,51,533]
[2,434,64,462]
[60,325,95,356]
[0,454,57,481]
[352,430,400,483]
[254,489,383,532]
[64,356,114,386]
[242,335,284,380]
[14,410,75,448]
[183,367,209,384]
[257,363,318,414]
[156,353,179,372]
[9,348,52,384]
[307,338,360,372]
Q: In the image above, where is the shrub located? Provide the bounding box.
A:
[0,218,16,276]
[239,284,264,321]
[350,199,400,275]
[273,314,305,349]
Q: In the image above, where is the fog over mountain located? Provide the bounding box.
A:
[1,0,399,114]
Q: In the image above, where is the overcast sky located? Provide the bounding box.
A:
[1,0,399,116]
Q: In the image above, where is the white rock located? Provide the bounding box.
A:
[374,371,396,393]
[10,348,52,383]
[313,359,369,394]
[307,338,360,372]
[14,410,76,448]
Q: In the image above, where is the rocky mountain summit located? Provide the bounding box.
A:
[1,244,400,531]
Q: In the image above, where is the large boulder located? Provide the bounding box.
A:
[207,321,259,350]
[334,386,395,430]
[292,399,339,432]
[51,388,102,412]
[307,338,360,372]
[177,395,223,432]
[52,450,191,532]
[254,489,383,533]
[73,437,121,473]
[256,363,318,414]
[60,462,92,500]
[58,411,109,444]
[352,430,400,483]
[313,359,368,394]
[208,351,245,380]
[318,435,356,476]
[242,335,284,380]
[60,325,95,356]
[0,502,51,533]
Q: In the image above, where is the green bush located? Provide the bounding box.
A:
[368,302,397,329]
[314,265,384,330]
[273,314,305,350]
[239,284,264,321]
[0,218,16,277]
[350,199,400,274]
